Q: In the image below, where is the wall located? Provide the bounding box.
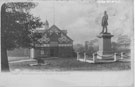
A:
[7,48,30,57]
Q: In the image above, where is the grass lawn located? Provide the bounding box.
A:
[8,56,30,62]
[9,57,131,72]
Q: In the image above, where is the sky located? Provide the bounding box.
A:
[31,0,133,44]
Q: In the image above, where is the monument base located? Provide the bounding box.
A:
[97,32,114,60]
[97,51,114,59]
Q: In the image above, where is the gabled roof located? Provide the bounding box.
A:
[44,25,73,41]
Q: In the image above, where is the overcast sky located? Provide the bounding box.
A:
[31,0,133,44]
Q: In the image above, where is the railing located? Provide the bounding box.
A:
[77,52,130,63]
[77,52,97,63]
[120,52,130,59]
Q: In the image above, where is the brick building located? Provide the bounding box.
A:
[30,20,73,58]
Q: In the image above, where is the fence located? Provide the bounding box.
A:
[77,52,130,63]
[77,52,97,63]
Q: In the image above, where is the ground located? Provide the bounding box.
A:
[9,57,131,72]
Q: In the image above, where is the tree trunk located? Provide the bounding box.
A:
[1,3,10,72]
[1,35,10,72]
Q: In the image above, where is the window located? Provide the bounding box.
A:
[41,49,44,55]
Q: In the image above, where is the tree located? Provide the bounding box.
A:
[116,35,131,53]
[87,39,98,54]
[1,2,43,72]
[73,44,85,53]
[85,41,89,52]
[111,42,118,52]
[117,35,130,48]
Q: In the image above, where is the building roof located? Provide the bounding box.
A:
[46,25,73,41]
[37,25,73,44]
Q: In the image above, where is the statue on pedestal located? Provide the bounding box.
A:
[101,11,108,33]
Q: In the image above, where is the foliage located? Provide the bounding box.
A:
[112,34,131,53]
[1,2,43,71]
[73,39,99,56]
[1,2,43,50]
[117,35,131,47]
[111,42,118,52]
[73,44,85,53]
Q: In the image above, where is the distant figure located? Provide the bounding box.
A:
[101,11,108,33]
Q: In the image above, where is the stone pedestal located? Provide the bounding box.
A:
[97,33,114,59]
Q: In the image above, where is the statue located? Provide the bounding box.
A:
[101,11,108,33]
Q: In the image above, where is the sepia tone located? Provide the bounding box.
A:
[0,0,133,87]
